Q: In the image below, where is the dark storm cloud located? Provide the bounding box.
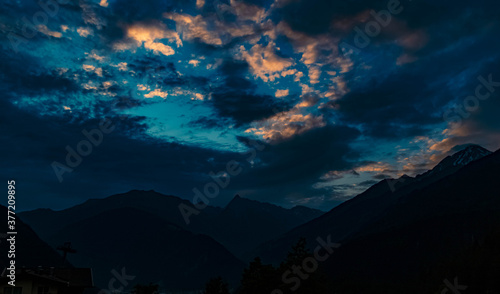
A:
[459,57,500,132]
[1,0,85,47]
[254,125,361,182]
[168,124,362,208]
[110,0,178,22]
[100,0,202,46]
[0,51,79,95]
[1,106,361,210]
[0,48,232,210]
[274,0,500,38]
[333,17,500,140]
[124,55,210,91]
[334,69,446,139]
[0,96,243,210]
[209,59,294,126]
[264,0,500,142]
[210,91,288,126]
[127,57,180,81]
[229,125,361,194]
[274,0,386,35]
[1,0,499,212]
[0,47,148,120]
[272,0,500,73]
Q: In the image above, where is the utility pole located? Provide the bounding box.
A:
[57,242,77,266]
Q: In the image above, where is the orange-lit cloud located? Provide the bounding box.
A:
[82,64,103,77]
[189,60,200,67]
[245,108,325,141]
[229,0,268,23]
[275,89,289,98]
[356,161,393,173]
[77,27,93,37]
[37,25,62,38]
[144,89,169,98]
[117,22,181,56]
[238,42,294,82]
[164,13,223,46]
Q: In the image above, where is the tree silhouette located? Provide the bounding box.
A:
[239,257,279,294]
[276,238,330,294]
[282,238,309,267]
[204,276,230,294]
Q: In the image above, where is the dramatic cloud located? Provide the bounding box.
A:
[238,42,294,82]
[1,0,499,211]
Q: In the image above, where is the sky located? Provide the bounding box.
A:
[1,0,500,211]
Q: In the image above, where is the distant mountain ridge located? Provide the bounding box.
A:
[48,207,245,291]
[205,195,324,257]
[19,190,324,280]
[16,144,499,292]
[383,144,493,194]
[18,190,220,242]
[253,144,500,293]
[0,204,63,268]
[223,195,323,222]
[417,144,492,179]
[254,144,495,263]
[322,146,500,293]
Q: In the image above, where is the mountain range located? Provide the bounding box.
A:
[253,145,495,262]
[18,188,323,290]
[47,207,245,291]
[12,144,500,292]
[254,144,500,293]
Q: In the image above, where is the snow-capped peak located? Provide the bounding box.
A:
[450,145,492,167]
[420,145,492,178]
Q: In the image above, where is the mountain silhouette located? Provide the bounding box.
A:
[203,195,323,258]
[255,145,500,293]
[417,144,492,179]
[253,145,495,264]
[16,144,499,293]
[0,204,63,267]
[18,191,322,291]
[19,190,322,261]
[48,207,245,291]
[323,147,500,293]
[19,190,221,241]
